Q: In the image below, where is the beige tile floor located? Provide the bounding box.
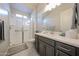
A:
[12,41,39,56]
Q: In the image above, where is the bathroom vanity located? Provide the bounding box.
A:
[35,33,79,56]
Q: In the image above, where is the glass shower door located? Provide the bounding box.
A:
[23,17,31,42]
[10,14,32,46]
[15,17,22,44]
[10,16,22,46]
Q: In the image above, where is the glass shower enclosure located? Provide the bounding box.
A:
[10,14,31,46]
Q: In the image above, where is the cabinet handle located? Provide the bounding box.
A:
[58,46,71,52]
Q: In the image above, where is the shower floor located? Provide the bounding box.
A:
[12,41,39,56]
[7,43,27,56]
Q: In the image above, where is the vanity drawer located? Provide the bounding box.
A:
[39,36,55,47]
[56,42,76,56]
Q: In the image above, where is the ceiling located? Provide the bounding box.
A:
[9,3,74,16]
[10,3,47,14]
[10,3,39,14]
[24,3,38,11]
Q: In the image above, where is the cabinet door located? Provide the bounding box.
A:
[76,48,79,56]
[35,35,39,52]
[39,40,45,56]
[46,44,54,56]
[56,50,69,56]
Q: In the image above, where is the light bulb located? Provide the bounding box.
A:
[44,3,61,13]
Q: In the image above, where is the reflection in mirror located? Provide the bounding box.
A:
[42,3,75,33]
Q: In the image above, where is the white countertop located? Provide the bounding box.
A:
[35,33,79,48]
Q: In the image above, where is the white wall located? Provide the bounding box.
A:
[0,3,10,55]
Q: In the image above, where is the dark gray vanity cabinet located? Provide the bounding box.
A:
[38,40,54,56]
[76,47,79,56]
[56,42,76,56]
[35,35,55,56]
[39,38,55,56]
[35,35,39,52]
[45,43,54,56]
[56,50,69,56]
[39,40,46,56]
[35,34,79,56]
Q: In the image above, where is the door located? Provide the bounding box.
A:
[10,15,22,46]
[39,40,45,56]
[23,18,31,42]
[46,44,54,56]
[10,14,32,46]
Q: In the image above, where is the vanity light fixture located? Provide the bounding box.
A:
[44,3,61,12]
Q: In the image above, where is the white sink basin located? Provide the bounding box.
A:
[41,31,62,36]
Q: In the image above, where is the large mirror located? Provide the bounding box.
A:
[41,3,76,32]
